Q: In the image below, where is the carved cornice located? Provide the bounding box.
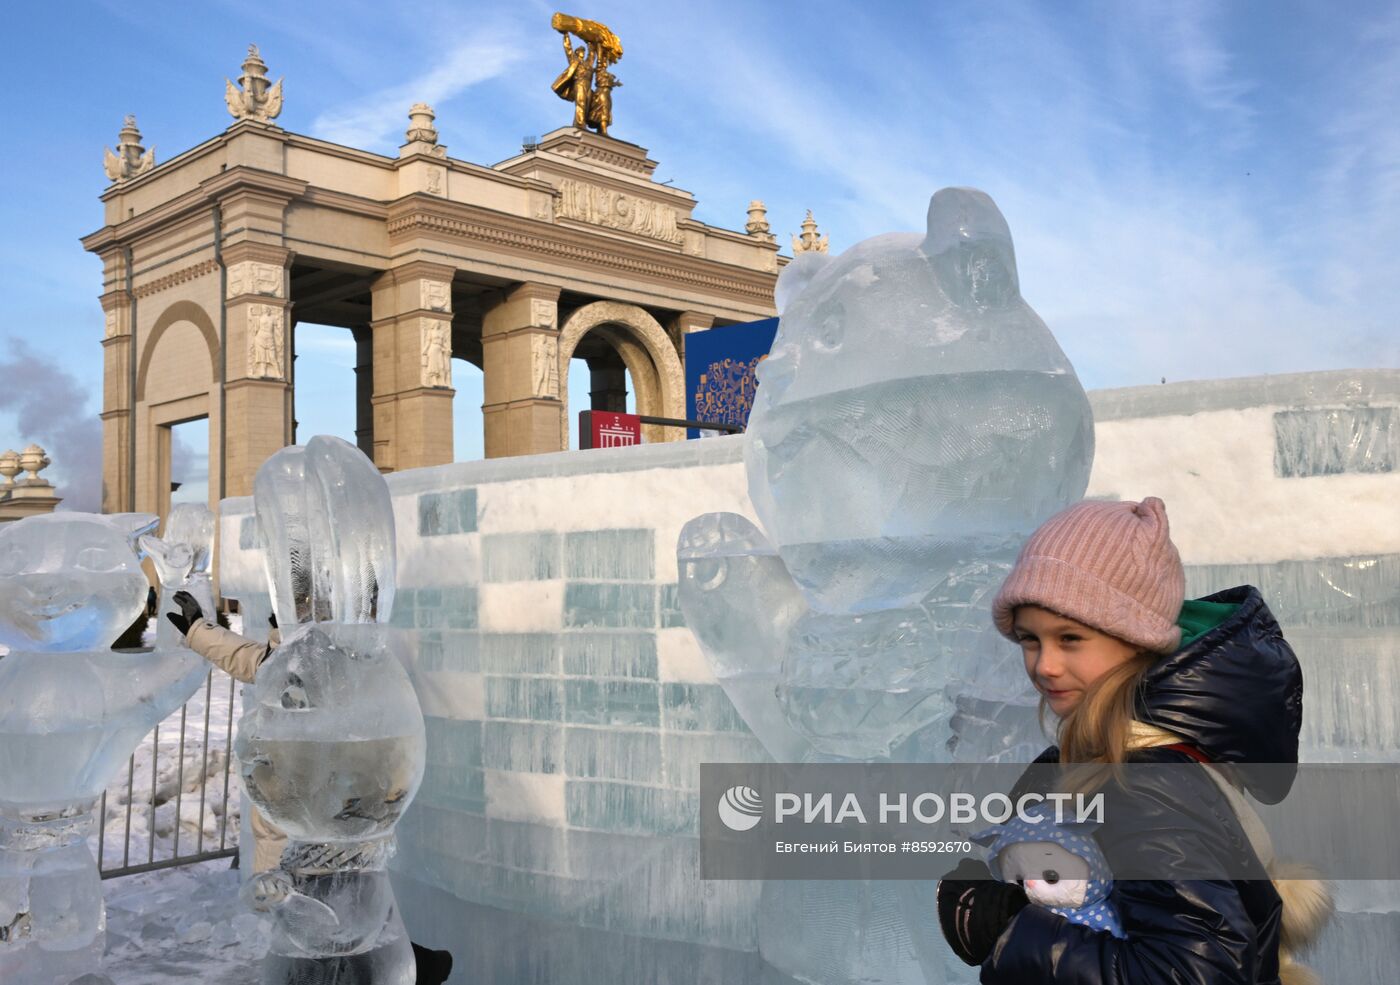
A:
[199,166,307,206]
[565,143,652,174]
[84,167,307,257]
[387,206,775,305]
[99,289,132,311]
[133,259,219,299]
[374,259,459,285]
[506,282,562,304]
[528,128,658,177]
[221,241,293,267]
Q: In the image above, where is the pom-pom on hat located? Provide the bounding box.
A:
[992,497,1186,654]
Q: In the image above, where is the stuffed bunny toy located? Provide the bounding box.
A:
[971,806,1125,938]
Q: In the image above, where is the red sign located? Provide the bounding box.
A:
[580,410,642,450]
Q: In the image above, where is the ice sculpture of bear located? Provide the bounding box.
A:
[0,512,208,985]
[678,188,1095,984]
[234,435,425,985]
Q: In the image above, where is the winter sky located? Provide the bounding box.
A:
[2,0,1397,511]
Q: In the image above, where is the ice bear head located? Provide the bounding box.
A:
[0,512,156,651]
[746,188,1094,614]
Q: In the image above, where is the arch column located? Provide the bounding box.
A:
[352,324,374,458]
[369,261,456,472]
[670,310,715,368]
[97,247,134,513]
[222,242,293,497]
[481,283,563,458]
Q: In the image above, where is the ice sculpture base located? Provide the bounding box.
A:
[0,809,105,985]
[260,939,414,985]
[254,837,414,985]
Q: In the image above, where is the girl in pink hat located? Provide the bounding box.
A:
[935,496,1331,984]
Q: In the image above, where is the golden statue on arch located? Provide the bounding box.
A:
[550,13,623,137]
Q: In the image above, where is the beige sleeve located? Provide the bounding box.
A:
[249,804,288,873]
[184,620,272,684]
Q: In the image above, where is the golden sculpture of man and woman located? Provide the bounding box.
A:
[550,13,623,137]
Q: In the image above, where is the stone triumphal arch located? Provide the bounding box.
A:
[84,48,779,516]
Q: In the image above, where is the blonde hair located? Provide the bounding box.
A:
[1048,647,1160,793]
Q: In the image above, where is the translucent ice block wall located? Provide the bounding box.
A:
[1087,369,1400,985]
[217,367,1399,984]
[222,437,771,983]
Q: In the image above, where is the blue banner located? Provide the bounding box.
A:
[685,318,780,438]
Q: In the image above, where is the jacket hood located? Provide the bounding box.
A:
[1136,586,1303,803]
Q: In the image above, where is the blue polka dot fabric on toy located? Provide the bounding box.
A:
[969,806,1127,939]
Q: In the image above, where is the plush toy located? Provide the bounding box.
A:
[970,807,1125,938]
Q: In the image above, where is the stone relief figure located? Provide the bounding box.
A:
[421,321,451,388]
[248,305,284,379]
[556,179,682,244]
[102,116,155,183]
[532,334,560,397]
[549,13,623,135]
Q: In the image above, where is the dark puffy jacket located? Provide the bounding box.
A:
[980,586,1304,985]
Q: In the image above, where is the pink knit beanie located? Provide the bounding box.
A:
[991,497,1186,654]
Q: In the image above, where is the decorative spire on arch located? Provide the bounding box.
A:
[746,200,776,243]
[103,115,155,183]
[792,211,829,254]
[225,44,283,124]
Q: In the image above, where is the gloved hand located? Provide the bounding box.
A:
[936,856,1029,966]
[164,590,204,637]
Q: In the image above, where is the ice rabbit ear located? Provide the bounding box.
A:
[255,445,313,628]
[254,436,396,628]
[303,435,396,625]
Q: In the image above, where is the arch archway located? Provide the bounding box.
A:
[557,301,684,446]
[136,300,219,401]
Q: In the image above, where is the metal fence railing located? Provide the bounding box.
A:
[97,667,241,879]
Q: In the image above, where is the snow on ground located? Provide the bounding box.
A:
[102,858,268,984]
[98,615,265,983]
[95,618,246,872]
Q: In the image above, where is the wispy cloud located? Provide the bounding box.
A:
[1152,1,1255,132]
[311,32,528,151]
[1316,11,1400,290]
[619,1,1381,388]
